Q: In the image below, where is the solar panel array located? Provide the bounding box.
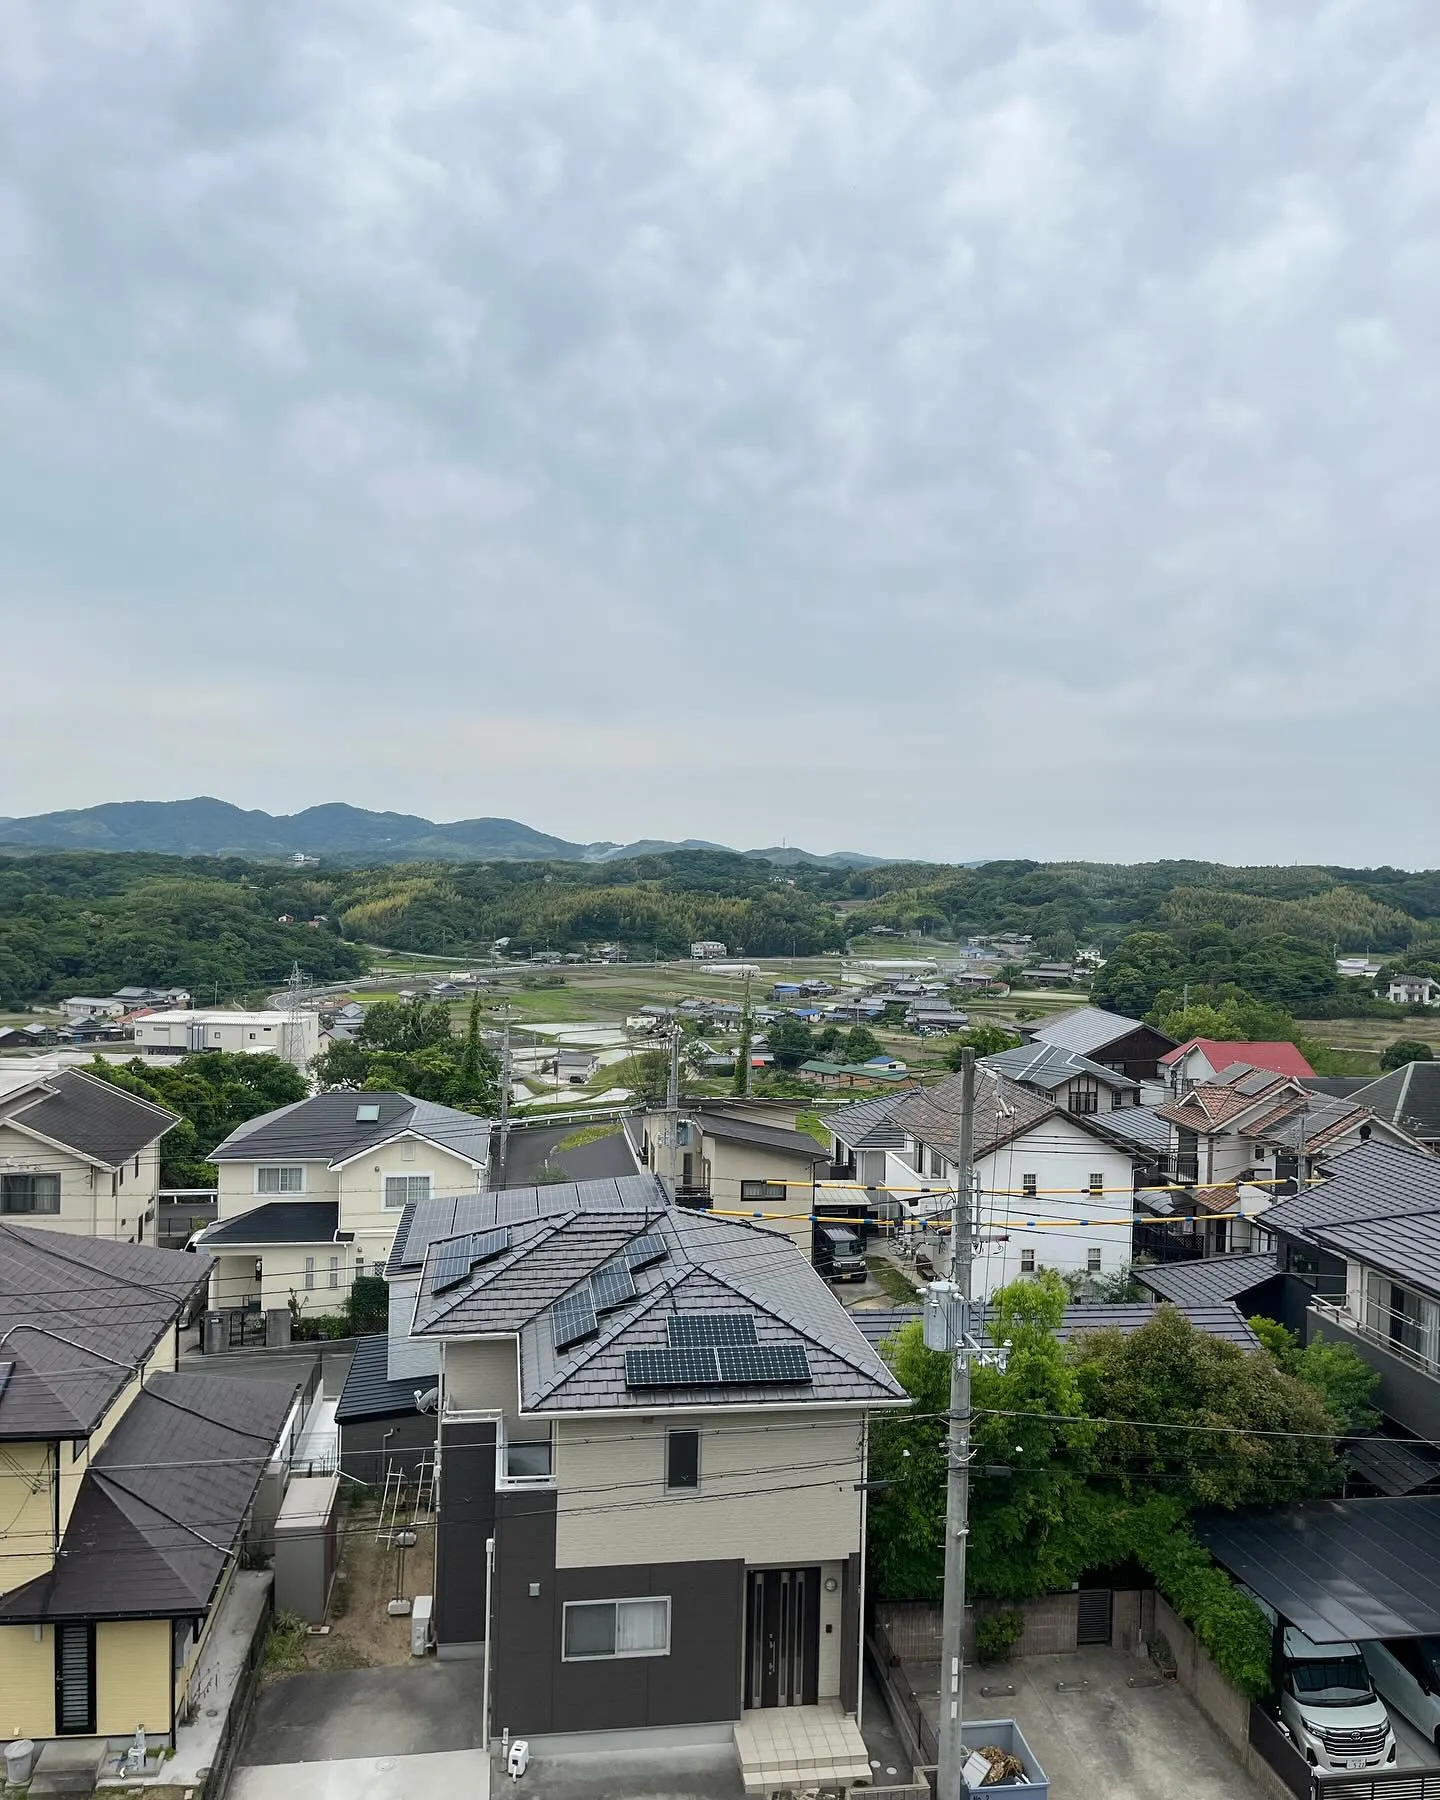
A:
[668,1313,757,1347]
[591,1260,637,1313]
[552,1289,599,1351]
[624,1340,812,1388]
[626,1231,668,1272]
[431,1226,512,1294]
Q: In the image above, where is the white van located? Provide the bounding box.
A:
[1279,1627,1396,1771]
[1363,1638,1440,1750]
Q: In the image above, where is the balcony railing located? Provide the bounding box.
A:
[1312,1297,1440,1379]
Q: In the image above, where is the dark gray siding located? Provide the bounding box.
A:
[1309,1310,1440,1442]
[435,1421,496,1648]
[839,1551,861,1712]
[339,1413,436,1485]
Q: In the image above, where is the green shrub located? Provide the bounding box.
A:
[974,1611,1025,1665]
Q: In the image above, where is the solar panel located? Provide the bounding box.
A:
[552,1290,599,1351]
[625,1346,721,1387]
[668,1312,758,1347]
[626,1231,668,1272]
[590,1260,636,1313]
[470,1227,510,1265]
[431,1248,474,1294]
[717,1344,812,1384]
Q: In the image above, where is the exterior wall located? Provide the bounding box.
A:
[698,1135,818,1253]
[0,1445,57,1591]
[884,1116,1138,1299]
[340,1412,437,1485]
[1309,1305,1440,1442]
[95,1619,171,1738]
[335,1138,485,1249]
[216,1163,338,1221]
[0,1622,55,1739]
[0,1125,160,1246]
[553,1412,863,1570]
[443,1339,524,1437]
[263,1243,353,1314]
[435,1420,497,1650]
[387,1276,440,1382]
[176,1556,237,1721]
[133,1011,320,1069]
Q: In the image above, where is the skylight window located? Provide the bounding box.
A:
[355,1103,381,1121]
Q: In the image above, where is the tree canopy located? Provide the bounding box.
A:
[310,996,500,1113]
[1381,1038,1435,1072]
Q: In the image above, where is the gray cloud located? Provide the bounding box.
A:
[3,0,1439,863]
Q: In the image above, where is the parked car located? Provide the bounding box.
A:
[1279,1627,1396,1771]
[1363,1638,1440,1749]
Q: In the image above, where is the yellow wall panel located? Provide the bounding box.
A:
[0,1623,54,1741]
[96,1620,170,1738]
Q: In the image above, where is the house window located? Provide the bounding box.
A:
[1111,1091,1124,1110]
[257,1166,304,1195]
[1021,1174,1037,1199]
[1068,1079,1099,1116]
[740,1181,785,1202]
[1087,1247,1102,1273]
[666,1428,700,1492]
[1088,1173,1104,1198]
[0,1173,60,1214]
[1020,1249,1035,1273]
[562,1597,670,1661]
[304,1256,315,1290]
[401,1141,417,1163]
[929,1149,948,1178]
[384,1175,431,1209]
[328,1256,340,1289]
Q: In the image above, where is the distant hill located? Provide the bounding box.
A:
[0,798,887,869]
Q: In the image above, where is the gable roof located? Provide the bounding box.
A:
[385,1174,666,1280]
[1156,1077,1294,1133]
[210,1090,492,1169]
[820,1090,912,1152]
[406,1193,904,1415]
[1347,1062,1440,1144]
[0,1371,295,1621]
[690,1113,830,1162]
[1026,1007,1171,1059]
[1134,1253,1280,1307]
[1313,1212,1440,1300]
[1258,1140,1440,1245]
[5,1069,178,1167]
[1087,1105,1173,1154]
[1161,1039,1315,1079]
[891,1069,1056,1159]
[0,1227,213,1439]
[979,1042,1140,1095]
[336,1333,430,1423]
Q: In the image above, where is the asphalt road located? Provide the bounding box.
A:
[495,1122,638,1189]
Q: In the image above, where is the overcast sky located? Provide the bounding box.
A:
[4,1,1439,865]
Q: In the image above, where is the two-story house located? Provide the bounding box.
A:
[979,1041,1144,1113]
[0,1227,296,1755]
[193,1090,493,1316]
[824,1070,1145,1297]
[634,1101,832,1248]
[393,1172,904,1789]
[1159,1037,1316,1092]
[0,1068,178,1245]
[1018,1006,1177,1082]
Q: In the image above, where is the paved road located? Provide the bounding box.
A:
[496,1122,637,1189]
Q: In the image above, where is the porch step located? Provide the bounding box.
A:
[733,1703,871,1796]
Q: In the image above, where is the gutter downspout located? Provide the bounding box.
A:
[856,1415,868,1728]
[482,1535,496,1751]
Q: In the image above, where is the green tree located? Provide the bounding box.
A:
[310,996,498,1112]
[1248,1317,1381,1434]
[842,1025,883,1062]
[1089,932,1188,1016]
[945,1026,1021,1068]
[614,1049,669,1105]
[768,1015,816,1070]
[1381,1038,1435,1072]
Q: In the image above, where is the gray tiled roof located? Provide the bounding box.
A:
[197,1201,341,1247]
[850,1301,1261,1351]
[1256,1141,1440,1244]
[891,1070,1056,1159]
[1313,1213,1440,1299]
[211,1089,492,1168]
[1134,1253,1279,1307]
[979,1043,1140,1094]
[1027,1007,1163,1058]
[412,1199,904,1414]
[0,1371,296,1621]
[0,1227,213,1440]
[820,1090,911,1152]
[1302,1077,1375,1100]
[386,1174,666,1278]
[1347,1062,1440,1144]
[9,1069,177,1167]
[693,1113,829,1161]
[1086,1106,1173,1153]
[336,1333,431,1423]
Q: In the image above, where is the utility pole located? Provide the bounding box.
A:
[666,1025,681,1192]
[496,1023,511,1189]
[740,972,753,1098]
[937,1047,976,1800]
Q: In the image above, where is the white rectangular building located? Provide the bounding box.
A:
[131,1009,321,1070]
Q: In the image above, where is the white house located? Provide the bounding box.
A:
[822,1070,1143,1298]
[60,996,127,1024]
[690,940,728,959]
[131,1008,322,1070]
[1388,976,1440,1007]
[194,1089,494,1312]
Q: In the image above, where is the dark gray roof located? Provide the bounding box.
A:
[692,1113,829,1162]
[1313,1212,1440,1298]
[1302,1077,1375,1101]
[851,1301,1260,1352]
[1257,1141,1440,1244]
[0,1227,213,1440]
[1347,1062,1440,1144]
[1086,1106,1173,1154]
[1195,1498,1440,1644]
[892,1070,1057,1159]
[197,1201,341,1248]
[1134,1253,1280,1308]
[410,1200,905,1415]
[821,1090,911,1152]
[211,1089,492,1168]
[336,1334,432,1424]
[9,1069,177,1167]
[1346,1436,1440,1498]
[386,1174,667,1279]
[1027,1007,1166,1058]
[0,1371,296,1622]
[979,1042,1139,1095]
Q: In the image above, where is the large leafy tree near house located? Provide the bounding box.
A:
[311,996,500,1113]
[1380,1038,1435,1072]
[944,1025,1021,1068]
[83,1051,308,1187]
[767,1016,815,1070]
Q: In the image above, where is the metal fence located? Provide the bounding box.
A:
[1248,1703,1311,1799]
[1315,1772,1440,1800]
[871,1616,940,1767]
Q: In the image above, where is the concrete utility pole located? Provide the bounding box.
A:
[666,1024,681,1192]
[496,1023,511,1189]
[937,1047,977,1800]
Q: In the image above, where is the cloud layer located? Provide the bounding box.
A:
[3,0,1439,863]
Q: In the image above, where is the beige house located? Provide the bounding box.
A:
[195,1089,493,1314]
[636,1101,830,1252]
[0,1068,177,1245]
[0,1227,295,1753]
[390,1173,904,1784]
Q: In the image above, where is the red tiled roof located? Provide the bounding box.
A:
[1159,1039,1315,1079]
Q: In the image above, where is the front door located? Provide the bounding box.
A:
[745,1568,820,1708]
[55,1622,95,1734]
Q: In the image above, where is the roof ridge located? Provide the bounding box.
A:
[419,1211,578,1330]
[526,1272,682,1405]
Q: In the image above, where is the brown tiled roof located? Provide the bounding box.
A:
[1156,1080,1288,1132]
[891,1070,1056,1157]
[1192,1184,1240,1215]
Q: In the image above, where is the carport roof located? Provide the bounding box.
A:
[1195,1497,1440,1643]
